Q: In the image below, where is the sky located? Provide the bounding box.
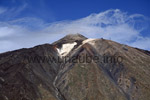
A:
[0,0,150,53]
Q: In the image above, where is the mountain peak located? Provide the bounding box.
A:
[52,33,87,48]
[64,33,87,39]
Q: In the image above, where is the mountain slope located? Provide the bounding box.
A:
[54,38,150,100]
[0,44,64,100]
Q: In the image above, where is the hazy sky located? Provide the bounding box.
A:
[0,0,150,53]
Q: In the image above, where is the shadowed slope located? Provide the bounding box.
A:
[0,44,64,100]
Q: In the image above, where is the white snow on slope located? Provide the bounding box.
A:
[82,39,96,45]
[56,42,77,57]
[56,39,97,57]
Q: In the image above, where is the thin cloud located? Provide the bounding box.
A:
[0,7,7,14]
[0,9,150,53]
[0,2,27,21]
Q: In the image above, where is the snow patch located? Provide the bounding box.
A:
[82,39,96,45]
[56,39,96,57]
[57,42,77,57]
